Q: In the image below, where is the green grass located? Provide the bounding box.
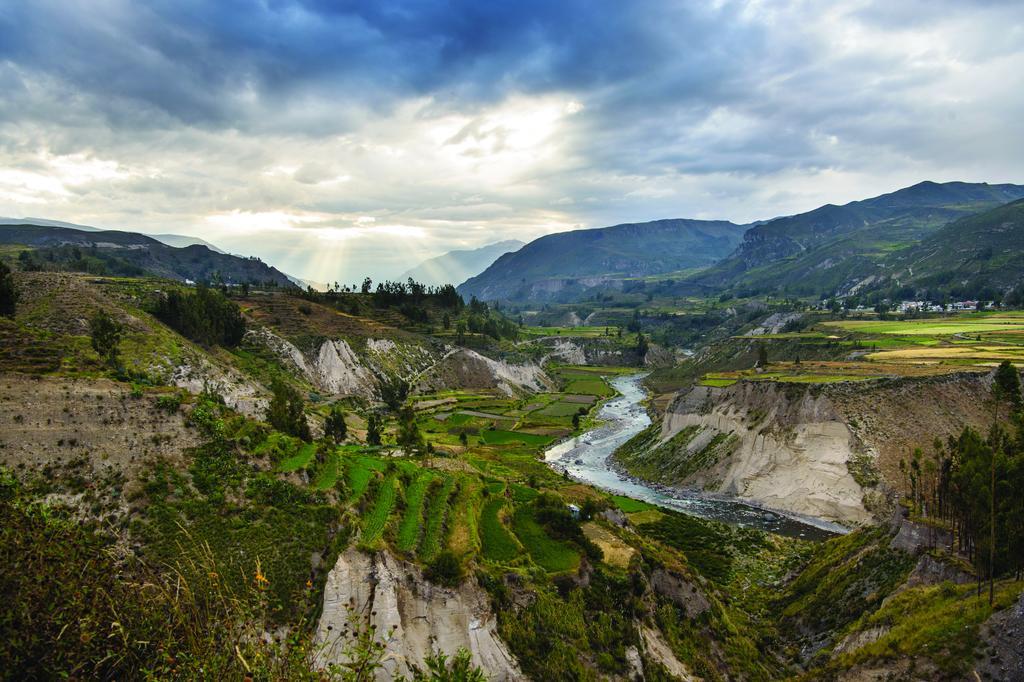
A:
[698,377,738,387]
[396,471,435,553]
[564,379,612,397]
[479,497,521,562]
[611,494,655,513]
[511,506,579,573]
[479,429,555,446]
[345,456,386,503]
[419,476,456,561]
[359,474,398,548]
[312,451,341,490]
[509,484,539,503]
[537,401,587,418]
[826,316,1024,336]
[278,442,317,472]
[829,579,1024,676]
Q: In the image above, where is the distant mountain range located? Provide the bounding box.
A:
[457,219,747,302]
[459,181,1024,303]
[0,223,295,287]
[400,240,524,287]
[685,181,1024,297]
[0,217,226,254]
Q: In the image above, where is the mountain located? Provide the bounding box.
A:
[399,240,524,287]
[0,217,226,253]
[458,219,747,302]
[684,181,1024,297]
[883,197,1024,298]
[148,233,225,253]
[0,223,295,287]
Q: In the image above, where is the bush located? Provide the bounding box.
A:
[425,550,463,587]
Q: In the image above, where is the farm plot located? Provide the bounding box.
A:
[359,473,399,548]
[512,506,579,573]
[419,476,457,561]
[480,497,521,562]
[397,471,436,553]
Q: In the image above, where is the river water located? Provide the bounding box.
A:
[543,373,845,540]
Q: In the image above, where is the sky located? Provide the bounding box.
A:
[1,0,1023,283]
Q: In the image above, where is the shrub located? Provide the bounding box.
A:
[425,550,463,587]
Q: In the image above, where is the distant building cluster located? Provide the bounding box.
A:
[820,299,996,313]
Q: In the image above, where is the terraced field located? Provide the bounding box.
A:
[246,367,634,574]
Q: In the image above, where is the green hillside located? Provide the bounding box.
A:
[457,218,747,302]
[884,198,1024,299]
[0,223,296,287]
[685,181,1024,297]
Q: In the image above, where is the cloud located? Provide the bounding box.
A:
[0,0,1022,282]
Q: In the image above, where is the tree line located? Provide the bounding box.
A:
[902,360,1024,602]
[151,285,246,347]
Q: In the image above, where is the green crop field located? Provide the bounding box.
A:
[537,401,587,418]
[359,474,398,547]
[312,451,340,490]
[345,456,386,503]
[480,429,555,446]
[512,506,579,572]
[826,315,1024,336]
[278,442,317,472]
[611,494,656,513]
[510,484,539,503]
[480,497,521,562]
[565,378,612,396]
[419,476,456,560]
[396,471,435,552]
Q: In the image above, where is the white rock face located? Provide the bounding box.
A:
[313,340,377,396]
[314,548,522,681]
[660,383,872,525]
[546,339,587,365]
[171,356,265,417]
[245,328,311,375]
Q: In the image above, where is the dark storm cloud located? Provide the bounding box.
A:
[0,1,751,130]
[0,0,1022,282]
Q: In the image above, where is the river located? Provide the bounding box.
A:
[543,373,845,540]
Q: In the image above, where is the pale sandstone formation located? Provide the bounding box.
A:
[314,547,522,681]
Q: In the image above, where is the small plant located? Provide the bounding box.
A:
[424,550,463,588]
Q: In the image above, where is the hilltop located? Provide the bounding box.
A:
[0,223,295,287]
[457,218,747,302]
[400,239,524,287]
[684,180,1024,298]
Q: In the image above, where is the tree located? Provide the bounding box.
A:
[361,277,373,294]
[757,342,769,368]
[572,413,580,430]
[635,333,649,363]
[0,262,17,317]
[324,403,348,443]
[380,378,410,413]
[442,312,451,330]
[396,405,424,454]
[265,379,311,441]
[458,431,468,447]
[89,310,123,368]
[993,360,1022,419]
[366,413,382,446]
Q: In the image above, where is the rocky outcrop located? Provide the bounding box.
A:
[655,382,872,525]
[649,569,711,618]
[247,327,551,400]
[314,547,522,680]
[632,373,994,527]
[416,349,554,397]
